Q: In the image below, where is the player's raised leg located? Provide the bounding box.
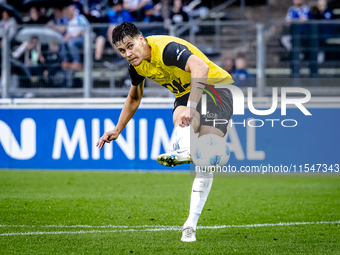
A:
[156,105,200,167]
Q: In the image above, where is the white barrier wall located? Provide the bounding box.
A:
[0,98,339,170]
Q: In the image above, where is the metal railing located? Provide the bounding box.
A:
[264,19,340,76]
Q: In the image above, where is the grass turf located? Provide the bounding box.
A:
[0,170,339,254]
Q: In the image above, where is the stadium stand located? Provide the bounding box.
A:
[1,0,340,98]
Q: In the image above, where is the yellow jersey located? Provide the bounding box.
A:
[129,35,233,98]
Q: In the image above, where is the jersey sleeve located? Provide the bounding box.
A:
[162,42,193,70]
[128,64,145,86]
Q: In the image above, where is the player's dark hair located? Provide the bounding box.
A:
[111,21,142,46]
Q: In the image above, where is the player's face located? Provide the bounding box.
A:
[115,35,145,66]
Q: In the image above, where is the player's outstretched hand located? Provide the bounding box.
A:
[96,130,119,149]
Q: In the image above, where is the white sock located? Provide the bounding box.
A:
[175,125,194,150]
[183,171,213,230]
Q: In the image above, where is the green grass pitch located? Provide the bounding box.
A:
[0,170,339,254]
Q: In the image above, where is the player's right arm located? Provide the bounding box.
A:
[96,68,145,149]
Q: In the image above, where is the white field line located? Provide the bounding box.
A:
[0,221,339,236]
[0,228,181,236]
[0,225,163,228]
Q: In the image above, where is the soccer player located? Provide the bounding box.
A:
[96,21,233,242]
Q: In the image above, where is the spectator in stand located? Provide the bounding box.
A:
[82,0,109,64]
[308,0,334,70]
[308,5,321,20]
[182,0,210,20]
[107,0,134,24]
[318,0,333,19]
[73,0,84,14]
[91,0,133,64]
[151,0,171,25]
[309,0,333,20]
[170,0,188,24]
[286,0,310,78]
[38,7,49,23]
[45,8,68,76]
[49,7,68,27]
[222,57,235,75]
[0,9,18,78]
[23,36,46,84]
[26,7,48,24]
[82,0,110,63]
[48,7,68,34]
[143,4,163,22]
[0,10,18,43]
[12,7,49,60]
[42,41,64,86]
[232,57,254,87]
[61,4,89,70]
[123,0,151,21]
[106,0,134,47]
[87,0,103,21]
[285,0,310,22]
